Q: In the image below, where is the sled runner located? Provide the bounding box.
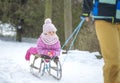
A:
[30,54,62,80]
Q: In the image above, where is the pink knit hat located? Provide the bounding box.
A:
[43,18,57,33]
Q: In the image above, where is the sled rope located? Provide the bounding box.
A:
[61,17,85,66]
[62,16,85,50]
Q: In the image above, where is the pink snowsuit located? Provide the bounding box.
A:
[25,36,61,61]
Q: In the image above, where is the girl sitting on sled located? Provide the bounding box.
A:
[25,18,61,61]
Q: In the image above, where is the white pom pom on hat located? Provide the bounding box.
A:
[43,18,57,33]
[44,18,52,24]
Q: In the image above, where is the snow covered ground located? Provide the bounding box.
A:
[0,40,104,83]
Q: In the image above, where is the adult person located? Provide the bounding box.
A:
[82,0,120,83]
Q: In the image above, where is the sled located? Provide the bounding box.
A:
[30,54,62,80]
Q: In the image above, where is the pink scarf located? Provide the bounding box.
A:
[41,33,59,45]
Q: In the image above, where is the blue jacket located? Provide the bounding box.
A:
[82,0,120,23]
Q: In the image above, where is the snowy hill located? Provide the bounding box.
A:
[0,40,104,83]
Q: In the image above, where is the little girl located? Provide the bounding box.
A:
[25,18,61,61]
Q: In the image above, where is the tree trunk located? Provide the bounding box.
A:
[45,0,52,19]
[64,0,73,50]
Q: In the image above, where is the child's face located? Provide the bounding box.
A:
[47,31,56,36]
